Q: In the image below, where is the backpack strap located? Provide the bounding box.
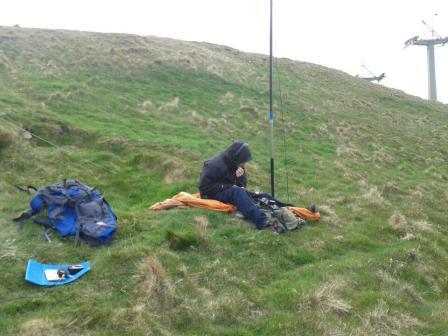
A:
[13,209,35,222]
[71,188,91,246]
[74,212,81,246]
[44,228,52,243]
[31,216,55,228]
[14,185,38,194]
[13,210,55,243]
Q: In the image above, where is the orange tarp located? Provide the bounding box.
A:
[148,192,236,212]
[148,192,320,221]
[288,207,320,222]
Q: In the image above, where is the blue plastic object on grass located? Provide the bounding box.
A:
[25,259,91,286]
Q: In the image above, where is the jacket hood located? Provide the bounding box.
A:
[223,141,252,165]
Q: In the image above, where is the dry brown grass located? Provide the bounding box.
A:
[194,215,209,230]
[139,100,155,113]
[136,256,174,308]
[239,98,258,116]
[359,299,424,336]
[200,290,263,323]
[219,91,234,105]
[20,319,57,336]
[206,117,228,128]
[112,304,152,331]
[373,148,394,164]
[0,127,19,151]
[336,126,353,138]
[389,210,408,233]
[336,143,363,159]
[311,239,326,251]
[315,123,329,135]
[411,187,425,199]
[0,239,17,259]
[0,50,11,70]
[383,182,405,195]
[158,97,179,112]
[47,90,71,102]
[299,281,352,316]
[318,205,340,226]
[362,186,386,205]
[376,270,424,304]
[412,220,435,233]
[206,64,223,77]
[162,158,188,184]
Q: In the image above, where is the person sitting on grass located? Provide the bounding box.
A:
[199,141,286,233]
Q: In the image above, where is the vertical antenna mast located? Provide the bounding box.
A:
[269,0,275,197]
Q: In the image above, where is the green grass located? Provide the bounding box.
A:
[1,26,448,335]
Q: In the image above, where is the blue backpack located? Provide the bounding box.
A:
[15,180,117,246]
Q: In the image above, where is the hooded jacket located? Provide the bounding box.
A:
[199,141,252,198]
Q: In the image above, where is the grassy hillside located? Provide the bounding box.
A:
[1,26,448,335]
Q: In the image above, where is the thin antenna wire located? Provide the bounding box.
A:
[0,116,60,148]
[268,0,275,197]
[274,60,290,203]
[0,116,118,176]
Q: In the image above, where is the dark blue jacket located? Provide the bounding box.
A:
[199,141,252,198]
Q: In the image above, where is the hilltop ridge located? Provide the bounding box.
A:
[1,26,447,335]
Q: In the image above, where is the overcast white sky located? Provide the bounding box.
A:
[2,0,448,103]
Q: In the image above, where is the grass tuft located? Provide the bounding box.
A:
[318,205,340,226]
[165,229,206,251]
[20,319,56,336]
[362,300,424,335]
[137,256,174,308]
[389,210,408,233]
[0,127,18,151]
[300,281,352,316]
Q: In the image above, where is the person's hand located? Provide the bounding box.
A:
[236,167,245,177]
